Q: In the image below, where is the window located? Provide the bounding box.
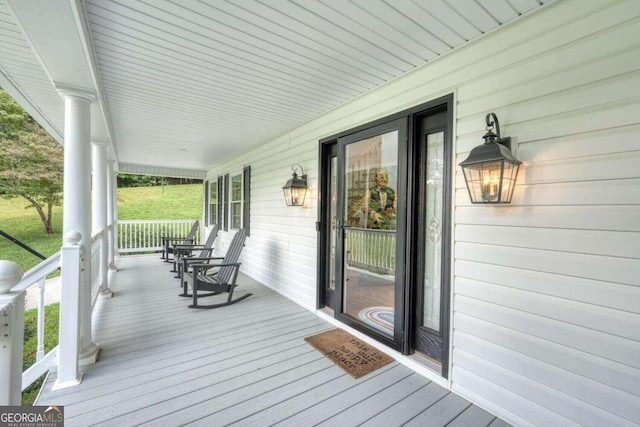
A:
[230,173,242,230]
[222,174,228,231]
[215,168,250,233]
[243,165,251,236]
[208,180,218,226]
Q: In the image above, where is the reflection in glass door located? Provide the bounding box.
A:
[342,130,399,339]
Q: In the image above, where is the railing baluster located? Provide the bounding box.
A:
[36,277,45,361]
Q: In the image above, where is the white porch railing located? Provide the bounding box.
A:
[1,252,61,400]
[346,228,396,275]
[0,218,200,404]
[0,224,114,404]
[117,220,200,254]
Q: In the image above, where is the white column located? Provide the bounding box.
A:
[58,87,99,367]
[106,160,117,271]
[92,142,111,297]
[54,232,83,389]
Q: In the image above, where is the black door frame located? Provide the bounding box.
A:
[406,106,453,377]
[317,94,454,369]
[335,118,408,352]
[317,142,337,309]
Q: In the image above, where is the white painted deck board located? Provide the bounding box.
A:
[37,255,505,426]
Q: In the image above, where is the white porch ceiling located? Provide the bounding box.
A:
[0,0,552,176]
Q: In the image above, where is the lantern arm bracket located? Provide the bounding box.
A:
[485,112,512,150]
[291,163,306,178]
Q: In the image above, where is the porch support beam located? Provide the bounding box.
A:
[92,141,112,297]
[57,87,99,380]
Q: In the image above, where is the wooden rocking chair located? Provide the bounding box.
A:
[160,220,199,262]
[171,224,219,276]
[181,228,251,309]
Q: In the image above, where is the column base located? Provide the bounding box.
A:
[108,263,118,271]
[53,373,83,391]
[99,288,113,298]
[79,343,100,366]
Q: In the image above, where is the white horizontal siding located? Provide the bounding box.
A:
[449,0,640,424]
[204,0,640,425]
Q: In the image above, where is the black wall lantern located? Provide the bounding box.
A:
[459,113,522,204]
[282,164,308,206]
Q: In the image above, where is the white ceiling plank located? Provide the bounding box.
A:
[87,0,377,92]
[445,0,500,32]
[316,0,430,66]
[418,0,485,41]
[384,0,467,47]
[150,0,388,87]
[90,32,346,106]
[350,0,450,55]
[199,0,403,79]
[99,76,312,130]
[86,3,367,98]
[224,0,414,73]
[508,0,542,14]
[93,48,338,113]
[87,21,353,106]
[477,0,520,24]
[99,79,305,132]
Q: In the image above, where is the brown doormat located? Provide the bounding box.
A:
[304,328,394,378]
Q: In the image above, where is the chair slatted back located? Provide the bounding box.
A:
[218,228,247,283]
[198,224,219,257]
[185,220,199,242]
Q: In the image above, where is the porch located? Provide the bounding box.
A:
[36,254,506,427]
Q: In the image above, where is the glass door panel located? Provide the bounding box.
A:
[423,131,444,332]
[329,156,337,294]
[343,130,398,338]
[320,142,338,309]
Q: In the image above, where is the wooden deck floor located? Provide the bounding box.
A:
[38,255,509,427]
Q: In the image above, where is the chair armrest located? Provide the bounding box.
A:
[184,256,224,262]
[192,262,240,270]
[181,256,224,273]
[163,237,193,243]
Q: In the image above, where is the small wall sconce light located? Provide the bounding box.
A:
[459,113,522,204]
[282,164,308,206]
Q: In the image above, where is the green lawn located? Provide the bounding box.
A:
[0,183,203,272]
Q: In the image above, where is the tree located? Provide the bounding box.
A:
[0,88,63,235]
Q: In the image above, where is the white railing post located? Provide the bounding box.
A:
[0,261,25,405]
[54,231,83,390]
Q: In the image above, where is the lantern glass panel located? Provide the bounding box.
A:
[283,186,308,206]
[500,161,520,203]
[461,160,521,204]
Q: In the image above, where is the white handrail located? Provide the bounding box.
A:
[90,233,102,306]
[11,251,61,292]
[10,252,62,394]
